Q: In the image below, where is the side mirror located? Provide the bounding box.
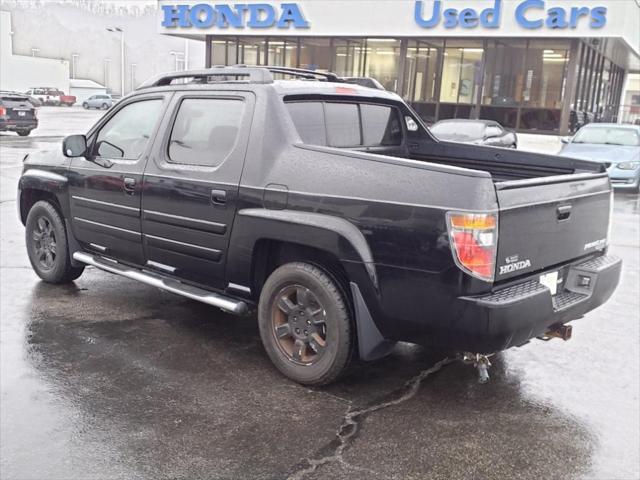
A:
[561,136,572,144]
[63,134,87,157]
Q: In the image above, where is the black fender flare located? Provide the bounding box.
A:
[18,169,82,267]
[229,209,394,361]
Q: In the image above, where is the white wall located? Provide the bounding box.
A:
[0,11,70,93]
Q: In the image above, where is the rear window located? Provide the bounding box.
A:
[286,101,402,148]
[0,95,29,103]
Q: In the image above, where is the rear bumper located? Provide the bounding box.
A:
[454,254,622,353]
[0,119,38,131]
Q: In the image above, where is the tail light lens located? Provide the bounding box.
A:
[0,106,6,116]
[446,212,498,282]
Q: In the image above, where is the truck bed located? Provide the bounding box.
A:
[408,140,605,183]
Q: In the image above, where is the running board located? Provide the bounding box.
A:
[73,251,249,315]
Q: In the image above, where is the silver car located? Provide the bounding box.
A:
[559,123,640,193]
[82,94,114,110]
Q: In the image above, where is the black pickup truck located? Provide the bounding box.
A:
[18,67,621,385]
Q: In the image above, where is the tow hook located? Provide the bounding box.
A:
[538,324,573,342]
[460,353,493,384]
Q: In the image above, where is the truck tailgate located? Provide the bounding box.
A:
[495,172,611,281]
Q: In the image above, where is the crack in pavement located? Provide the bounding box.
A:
[286,357,453,480]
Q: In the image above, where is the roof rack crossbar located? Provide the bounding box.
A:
[137,65,347,90]
[138,67,274,89]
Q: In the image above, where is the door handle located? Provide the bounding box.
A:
[557,204,572,221]
[211,189,227,206]
[123,177,136,193]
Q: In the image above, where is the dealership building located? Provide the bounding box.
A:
[158,0,640,134]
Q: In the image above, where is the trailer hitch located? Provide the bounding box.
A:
[460,352,493,384]
[538,324,573,342]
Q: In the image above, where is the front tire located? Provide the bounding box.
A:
[82,102,89,109]
[258,262,353,386]
[25,201,84,284]
[17,130,30,137]
[102,103,109,110]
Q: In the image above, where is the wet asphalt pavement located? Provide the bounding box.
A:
[1,107,639,480]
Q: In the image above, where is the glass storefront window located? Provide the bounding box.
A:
[334,39,366,77]
[440,40,484,105]
[522,40,570,109]
[482,40,526,107]
[267,38,297,67]
[299,38,333,71]
[364,39,401,91]
[403,40,442,103]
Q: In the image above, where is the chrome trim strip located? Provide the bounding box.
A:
[72,195,140,213]
[73,252,247,315]
[73,217,141,237]
[144,234,221,255]
[143,209,226,233]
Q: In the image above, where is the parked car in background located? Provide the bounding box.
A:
[341,77,385,90]
[25,87,61,106]
[430,119,518,148]
[559,123,640,192]
[82,94,115,110]
[0,91,38,136]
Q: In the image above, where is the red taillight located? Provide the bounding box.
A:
[0,106,6,116]
[447,212,498,282]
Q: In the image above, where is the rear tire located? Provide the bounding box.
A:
[25,201,84,284]
[102,103,109,110]
[17,130,30,137]
[258,262,353,386]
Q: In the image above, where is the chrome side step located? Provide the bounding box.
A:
[73,251,248,315]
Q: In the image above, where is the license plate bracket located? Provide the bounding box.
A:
[539,271,559,295]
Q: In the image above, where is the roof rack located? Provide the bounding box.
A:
[137,65,345,90]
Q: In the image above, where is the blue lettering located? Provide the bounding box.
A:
[247,4,276,27]
[215,4,248,28]
[546,7,567,29]
[277,3,310,28]
[459,8,479,28]
[414,0,440,28]
[190,4,215,28]
[443,8,458,28]
[480,0,501,28]
[161,4,191,27]
[515,0,544,29]
[569,6,589,28]
[590,6,607,28]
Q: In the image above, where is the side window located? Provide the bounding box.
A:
[361,104,402,146]
[485,125,502,138]
[286,102,326,146]
[325,103,361,147]
[94,99,163,160]
[168,98,244,167]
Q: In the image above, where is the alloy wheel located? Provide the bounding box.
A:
[271,284,328,365]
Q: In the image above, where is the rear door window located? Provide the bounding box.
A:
[168,98,244,167]
[286,100,403,148]
[360,104,402,146]
[325,103,361,147]
[286,102,326,146]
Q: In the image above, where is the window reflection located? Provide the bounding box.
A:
[440,41,483,105]
[364,39,401,91]
[522,40,569,109]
